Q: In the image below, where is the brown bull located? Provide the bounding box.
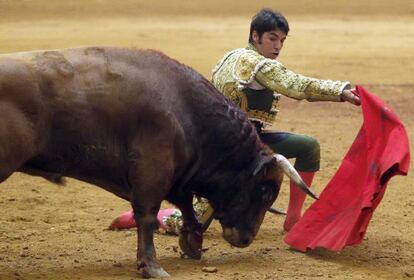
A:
[0,47,314,278]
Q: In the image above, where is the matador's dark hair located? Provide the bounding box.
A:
[248,8,290,43]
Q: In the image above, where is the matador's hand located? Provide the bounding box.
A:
[340,88,361,106]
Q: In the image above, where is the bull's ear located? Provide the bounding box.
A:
[252,154,275,176]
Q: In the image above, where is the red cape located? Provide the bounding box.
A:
[284,86,410,252]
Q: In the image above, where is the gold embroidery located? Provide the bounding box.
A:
[211,44,350,126]
[246,109,275,124]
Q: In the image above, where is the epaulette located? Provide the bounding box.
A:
[233,50,272,90]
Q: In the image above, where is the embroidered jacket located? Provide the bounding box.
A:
[211,44,351,126]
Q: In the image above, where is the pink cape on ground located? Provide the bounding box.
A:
[284,85,410,252]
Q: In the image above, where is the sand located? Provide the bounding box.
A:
[0,1,413,279]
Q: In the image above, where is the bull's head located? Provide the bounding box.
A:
[207,153,318,248]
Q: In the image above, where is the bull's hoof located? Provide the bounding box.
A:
[142,266,170,279]
[179,230,202,259]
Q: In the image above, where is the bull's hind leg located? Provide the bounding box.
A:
[0,103,37,183]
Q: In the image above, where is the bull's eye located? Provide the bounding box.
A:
[259,184,275,203]
[238,194,247,204]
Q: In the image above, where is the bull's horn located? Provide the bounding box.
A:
[273,154,319,200]
[268,207,287,215]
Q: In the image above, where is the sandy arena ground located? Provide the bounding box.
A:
[0,1,413,279]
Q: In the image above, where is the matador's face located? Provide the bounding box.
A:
[252,29,287,60]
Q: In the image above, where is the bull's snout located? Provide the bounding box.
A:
[222,227,253,248]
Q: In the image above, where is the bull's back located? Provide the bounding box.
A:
[0,47,203,183]
[0,47,223,175]
[1,47,218,125]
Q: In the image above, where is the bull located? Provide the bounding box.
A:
[0,47,316,278]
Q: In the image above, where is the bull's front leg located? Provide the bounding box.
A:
[132,200,169,278]
[129,164,171,278]
[174,195,203,259]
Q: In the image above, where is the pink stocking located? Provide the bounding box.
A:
[109,208,177,230]
[283,171,315,232]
